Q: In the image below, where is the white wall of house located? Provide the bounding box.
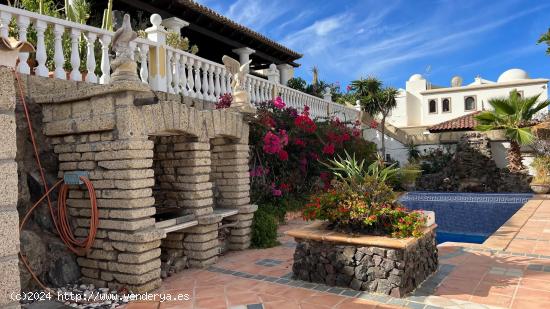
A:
[387,69,549,128]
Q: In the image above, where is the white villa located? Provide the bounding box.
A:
[388,68,548,129]
[365,68,549,168]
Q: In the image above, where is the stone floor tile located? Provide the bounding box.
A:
[300,293,347,307]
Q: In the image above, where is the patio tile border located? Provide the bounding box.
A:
[207,263,475,309]
[208,243,550,309]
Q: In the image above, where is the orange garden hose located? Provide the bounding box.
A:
[12,69,99,293]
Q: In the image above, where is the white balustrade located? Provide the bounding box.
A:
[0,4,359,120]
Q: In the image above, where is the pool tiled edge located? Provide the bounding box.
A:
[483,196,544,250]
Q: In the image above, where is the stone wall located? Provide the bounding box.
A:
[417,133,531,192]
[292,230,438,298]
[5,73,256,294]
[0,67,22,308]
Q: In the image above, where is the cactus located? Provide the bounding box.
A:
[101,0,114,31]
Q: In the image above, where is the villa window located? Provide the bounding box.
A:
[510,89,523,98]
[442,98,451,113]
[464,96,476,111]
[429,99,437,114]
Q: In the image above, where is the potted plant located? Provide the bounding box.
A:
[287,152,438,297]
[530,155,550,193]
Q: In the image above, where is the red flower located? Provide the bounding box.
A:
[280,183,290,191]
[322,143,335,155]
[277,150,289,161]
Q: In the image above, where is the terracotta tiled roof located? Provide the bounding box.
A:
[428,112,481,132]
[176,0,303,60]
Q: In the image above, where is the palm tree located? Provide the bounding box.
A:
[475,90,550,172]
[351,77,398,159]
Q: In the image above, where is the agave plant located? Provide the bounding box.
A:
[475,90,550,172]
[323,151,399,186]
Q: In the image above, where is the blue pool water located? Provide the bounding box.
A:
[399,192,532,244]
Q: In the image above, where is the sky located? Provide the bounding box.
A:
[196,0,550,89]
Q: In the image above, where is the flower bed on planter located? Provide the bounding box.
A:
[287,222,438,297]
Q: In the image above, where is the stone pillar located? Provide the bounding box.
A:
[277,63,293,85]
[210,137,257,250]
[146,14,168,92]
[265,63,280,84]
[42,89,163,293]
[0,67,22,309]
[232,47,255,66]
[161,17,189,33]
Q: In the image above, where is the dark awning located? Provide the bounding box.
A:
[114,0,302,70]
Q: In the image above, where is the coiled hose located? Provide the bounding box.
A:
[13,69,99,292]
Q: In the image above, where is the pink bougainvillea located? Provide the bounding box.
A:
[262,131,281,154]
[273,96,286,109]
[249,98,376,201]
[215,93,232,109]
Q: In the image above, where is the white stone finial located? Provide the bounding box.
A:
[323,86,332,102]
[150,14,163,29]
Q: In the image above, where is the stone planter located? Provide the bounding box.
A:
[286,222,438,298]
[530,183,550,194]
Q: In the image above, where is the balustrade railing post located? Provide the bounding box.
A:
[166,49,174,94]
[34,20,48,77]
[214,67,221,100]
[173,52,181,94]
[69,28,81,81]
[85,32,97,83]
[194,60,202,100]
[207,65,215,101]
[220,68,227,95]
[201,62,209,101]
[139,43,149,84]
[146,14,168,91]
[0,11,11,37]
[99,34,111,84]
[16,15,31,74]
[187,57,195,98]
[179,54,188,96]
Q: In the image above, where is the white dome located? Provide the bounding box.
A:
[497,68,529,83]
[408,74,424,82]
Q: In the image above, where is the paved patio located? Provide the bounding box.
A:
[124,196,550,309]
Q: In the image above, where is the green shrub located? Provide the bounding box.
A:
[251,208,279,248]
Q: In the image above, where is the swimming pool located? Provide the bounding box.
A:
[399,192,532,244]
